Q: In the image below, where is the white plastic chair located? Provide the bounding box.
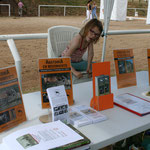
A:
[47,25,91,84]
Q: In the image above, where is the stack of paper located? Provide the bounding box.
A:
[69,105,107,127]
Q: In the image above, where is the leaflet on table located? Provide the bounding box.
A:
[2,120,83,150]
[47,85,69,123]
[69,105,107,127]
[114,93,150,116]
[69,108,92,127]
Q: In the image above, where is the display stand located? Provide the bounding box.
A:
[113,49,137,89]
[39,109,52,123]
[90,62,113,111]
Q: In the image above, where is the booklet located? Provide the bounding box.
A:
[46,85,69,123]
[95,75,110,96]
[114,93,150,116]
[1,120,90,150]
[0,66,26,133]
[39,57,73,108]
[69,105,107,127]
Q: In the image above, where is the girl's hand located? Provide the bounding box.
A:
[86,69,92,78]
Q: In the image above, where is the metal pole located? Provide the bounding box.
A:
[38,5,40,17]
[64,6,66,16]
[101,35,107,62]
[8,4,10,16]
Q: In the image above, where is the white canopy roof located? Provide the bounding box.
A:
[100,0,128,21]
[146,0,150,24]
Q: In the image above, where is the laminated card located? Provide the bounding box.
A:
[0,66,26,132]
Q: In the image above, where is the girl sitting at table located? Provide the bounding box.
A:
[61,19,103,79]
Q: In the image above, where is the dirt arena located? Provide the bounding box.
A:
[0,16,150,93]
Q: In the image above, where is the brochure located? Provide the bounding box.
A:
[69,105,107,127]
[46,85,69,123]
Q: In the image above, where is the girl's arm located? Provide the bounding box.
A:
[87,43,94,75]
[62,35,83,78]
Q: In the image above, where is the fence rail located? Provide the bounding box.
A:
[0,4,11,16]
[38,5,87,17]
[0,4,147,17]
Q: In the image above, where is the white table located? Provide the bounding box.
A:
[0,71,150,150]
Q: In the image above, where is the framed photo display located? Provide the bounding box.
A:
[113,49,137,89]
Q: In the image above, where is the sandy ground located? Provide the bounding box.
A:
[0,16,150,93]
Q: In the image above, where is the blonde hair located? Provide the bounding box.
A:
[79,19,103,43]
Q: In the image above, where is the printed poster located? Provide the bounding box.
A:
[113,49,136,88]
[39,58,73,108]
[0,66,26,132]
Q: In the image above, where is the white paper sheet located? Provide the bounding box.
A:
[2,120,83,150]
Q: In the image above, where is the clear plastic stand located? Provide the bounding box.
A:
[39,109,52,123]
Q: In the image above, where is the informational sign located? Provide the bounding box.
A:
[0,66,26,132]
[113,49,137,89]
[39,58,73,108]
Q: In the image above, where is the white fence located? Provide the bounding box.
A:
[0,4,147,17]
[38,5,87,17]
[38,5,147,17]
[0,4,11,16]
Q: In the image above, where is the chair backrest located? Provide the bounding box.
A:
[47,25,80,58]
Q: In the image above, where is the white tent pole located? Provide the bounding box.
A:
[101,35,107,62]
[146,0,150,24]
[101,0,114,62]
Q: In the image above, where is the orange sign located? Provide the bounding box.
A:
[39,58,73,108]
[0,66,26,132]
[113,49,136,89]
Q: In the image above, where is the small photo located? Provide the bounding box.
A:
[41,73,71,92]
[0,111,10,125]
[42,93,49,103]
[125,59,134,73]
[70,112,82,119]
[118,60,126,74]
[99,85,105,95]
[81,108,96,115]
[17,134,38,149]
[0,84,22,111]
